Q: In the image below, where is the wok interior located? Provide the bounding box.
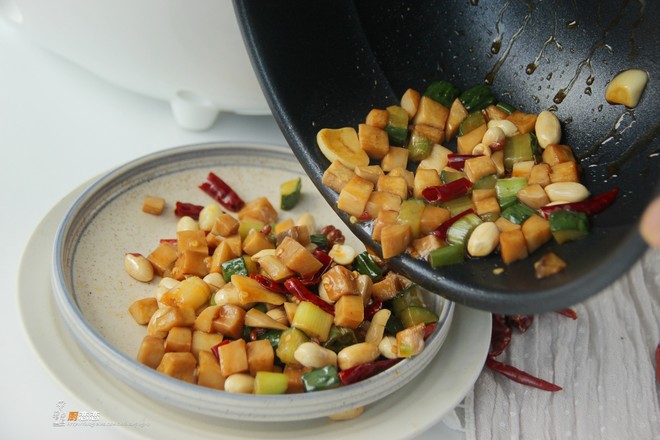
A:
[234,0,658,312]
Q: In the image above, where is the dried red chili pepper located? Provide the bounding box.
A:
[424,323,437,340]
[507,315,534,333]
[364,298,383,321]
[249,274,288,294]
[174,201,204,219]
[432,208,475,241]
[486,356,562,391]
[284,278,335,315]
[357,211,372,221]
[447,153,483,170]
[489,314,512,357]
[298,248,333,286]
[422,178,474,203]
[555,308,578,320]
[159,238,178,245]
[199,172,245,212]
[540,187,619,218]
[210,339,232,362]
[338,358,402,385]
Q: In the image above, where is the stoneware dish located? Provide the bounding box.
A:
[50,142,455,422]
[234,0,660,314]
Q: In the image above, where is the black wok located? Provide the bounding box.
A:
[233,0,659,314]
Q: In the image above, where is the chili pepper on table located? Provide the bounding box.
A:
[506,315,534,333]
[555,308,578,320]
[489,314,512,357]
[486,356,562,392]
[540,187,619,217]
[422,177,474,203]
[174,201,204,219]
[284,277,335,315]
[199,171,245,212]
[338,358,402,386]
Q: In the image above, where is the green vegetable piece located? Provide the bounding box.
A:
[495,177,528,208]
[301,365,341,392]
[310,233,329,248]
[280,177,302,211]
[473,174,498,190]
[459,84,496,112]
[440,169,466,184]
[385,105,409,146]
[504,132,539,173]
[221,257,249,282]
[385,313,404,334]
[353,251,382,281]
[500,203,536,225]
[407,130,434,161]
[398,306,439,328]
[458,111,487,136]
[441,195,474,217]
[276,327,310,364]
[238,217,266,240]
[257,329,283,350]
[423,80,460,108]
[391,284,425,316]
[549,210,589,244]
[496,101,516,115]
[254,371,289,395]
[446,213,483,247]
[324,326,358,353]
[397,199,426,237]
[429,244,465,268]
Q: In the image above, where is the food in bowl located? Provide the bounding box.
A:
[126,172,442,406]
[317,81,619,278]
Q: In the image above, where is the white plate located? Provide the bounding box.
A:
[19,147,491,440]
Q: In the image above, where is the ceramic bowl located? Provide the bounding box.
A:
[50,142,454,422]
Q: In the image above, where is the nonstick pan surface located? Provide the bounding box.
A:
[234,0,659,314]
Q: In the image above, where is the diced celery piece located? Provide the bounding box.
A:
[504,133,538,173]
[408,130,434,161]
[397,199,426,237]
[276,327,310,364]
[441,169,466,184]
[429,244,465,268]
[473,174,498,190]
[254,371,289,395]
[446,213,483,247]
[495,177,528,203]
[501,203,536,225]
[441,195,474,217]
[458,111,486,136]
[291,301,334,342]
